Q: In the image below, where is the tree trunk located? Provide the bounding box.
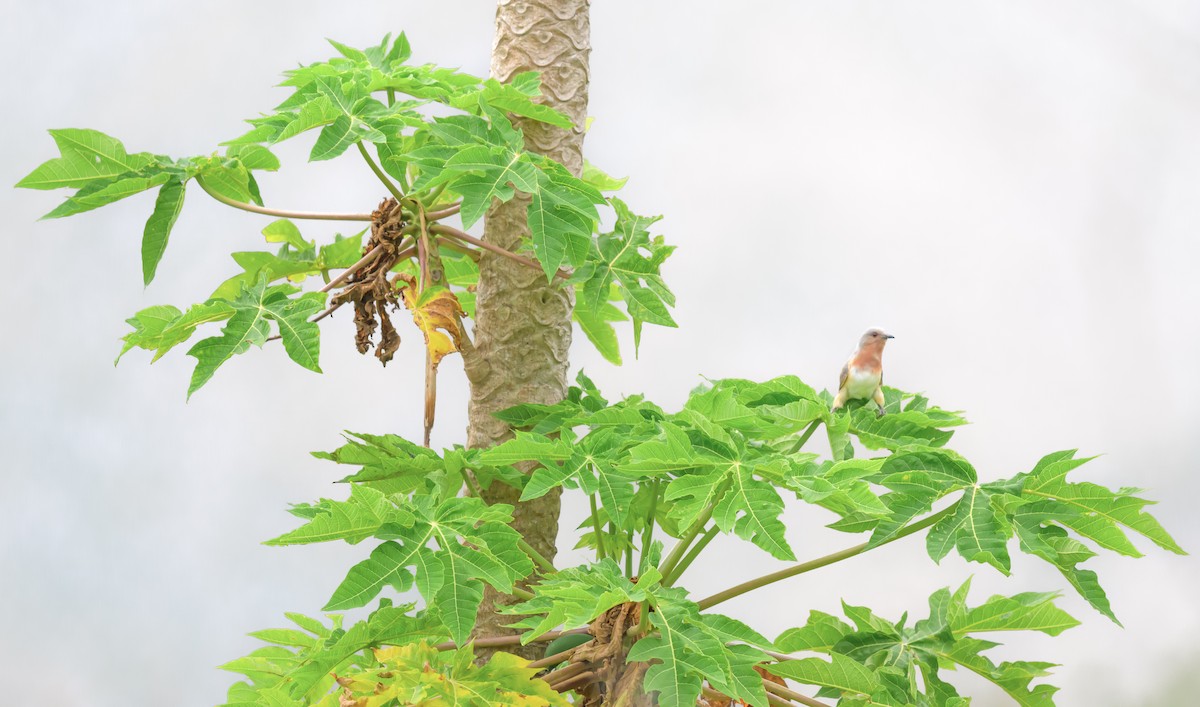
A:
[466,0,591,658]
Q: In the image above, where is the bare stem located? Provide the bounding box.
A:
[659,481,729,583]
[518,537,557,575]
[786,420,822,454]
[320,245,383,293]
[664,523,718,586]
[438,237,482,262]
[696,502,958,610]
[638,480,660,575]
[424,202,462,221]
[548,669,595,694]
[356,141,406,203]
[432,628,586,652]
[764,678,830,707]
[195,179,372,221]
[459,467,485,498]
[429,223,569,280]
[310,301,343,324]
[527,644,581,670]
[589,493,607,561]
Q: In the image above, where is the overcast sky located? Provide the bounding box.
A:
[2,2,1198,706]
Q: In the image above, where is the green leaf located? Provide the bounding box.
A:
[141,178,186,285]
[197,161,256,204]
[1021,451,1184,556]
[265,485,411,546]
[474,74,573,129]
[502,559,644,640]
[42,171,171,219]
[327,37,368,62]
[283,606,447,698]
[713,463,795,561]
[309,114,364,161]
[775,611,854,653]
[227,143,281,171]
[475,431,573,466]
[628,604,724,707]
[951,584,1080,637]
[927,484,1014,574]
[439,145,540,228]
[937,638,1059,707]
[17,128,155,190]
[261,219,311,251]
[582,159,628,192]
[314,432,448,495]
[117,301,235,364]
[317,232,366,269]
[316,495,531,643]
[324,540,415,611]
[574,198,676,335]
[186,278,326,396]
[526,161,604,278]
[274,95,342,143]
[573,300,626,365]
[770,654,879,697]
[210,251,320,301]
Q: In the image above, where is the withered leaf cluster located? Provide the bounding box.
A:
[331,198,409,365]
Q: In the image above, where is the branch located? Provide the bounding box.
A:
[785,420,822,454]
[195,179,372,221]
[701,685,795,707]
[589,494,607,561]
[425,202,462,221]
[430,224,569,280]
[695,502,958,610]
[527,644,583,670]
[764,679,829,707]
[548,668,595,694]
[459,466,485,498]
[320,245,383,293]
[311,301,342,324]
[518,537,557,575]
[432,628,586,653]
[438,237,482,262]
[356,141,406,203]
[659,480,729,583]
[638,480,660,575]
[664,523,718,585]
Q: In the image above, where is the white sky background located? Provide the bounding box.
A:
[2,1,1198,705]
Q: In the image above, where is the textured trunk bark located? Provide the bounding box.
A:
[466,0,591,658]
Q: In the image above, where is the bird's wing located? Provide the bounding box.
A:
[838,360,849,391]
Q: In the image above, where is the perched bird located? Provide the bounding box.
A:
[832,328,895,416]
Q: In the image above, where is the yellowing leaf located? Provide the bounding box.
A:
[397,275,466,368]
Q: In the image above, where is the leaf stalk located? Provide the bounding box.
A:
[695,501,958,610]
[195,179,372,221]
[356,141,406,203]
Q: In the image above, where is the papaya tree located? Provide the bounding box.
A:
[17,6,1182,707]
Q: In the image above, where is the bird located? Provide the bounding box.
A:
[832,328,895,416]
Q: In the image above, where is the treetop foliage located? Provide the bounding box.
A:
[18,33,674,402]
[20,30,1182,707]
[216,371,1181,706]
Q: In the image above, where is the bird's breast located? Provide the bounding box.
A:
[845,365,882,399]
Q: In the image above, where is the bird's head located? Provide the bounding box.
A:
[859,328,895,349]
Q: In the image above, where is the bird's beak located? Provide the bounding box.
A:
[885,334,895,339]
